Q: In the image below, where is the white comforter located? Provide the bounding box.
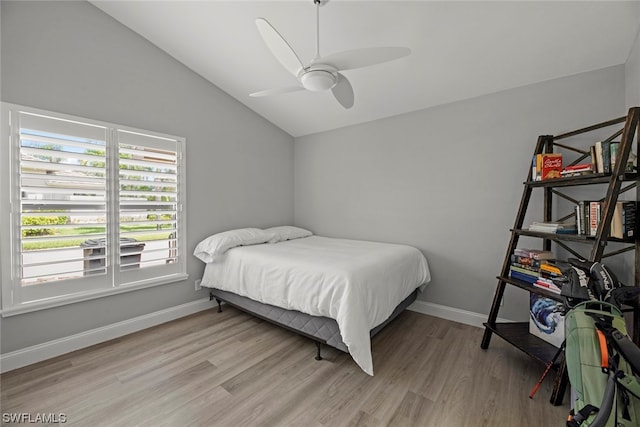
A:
[200,235,430,375]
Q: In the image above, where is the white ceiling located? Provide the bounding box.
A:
[91,1,640,137]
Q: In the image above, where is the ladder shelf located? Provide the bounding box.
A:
[480,107,640,406]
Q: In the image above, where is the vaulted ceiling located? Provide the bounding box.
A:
[91,1,640,137]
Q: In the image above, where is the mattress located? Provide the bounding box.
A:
[200,235,430,375]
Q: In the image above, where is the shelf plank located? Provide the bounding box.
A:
[511,229,635,244]
[512,229,589,243]
[483,322,563,366]
[525,173,637,188]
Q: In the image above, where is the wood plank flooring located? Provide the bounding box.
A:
[1,307,570,426]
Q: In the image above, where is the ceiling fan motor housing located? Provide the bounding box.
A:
[300,68,337,92]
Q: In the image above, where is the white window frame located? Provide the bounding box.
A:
[0,103,188,316]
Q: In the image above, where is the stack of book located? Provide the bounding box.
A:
[509,263,539,284]
[528,221,577,234]
[591,140,621,174]
[561,163,593,177]
[535,264,563,294]
[509,248,556,286]
[575,200,636,238]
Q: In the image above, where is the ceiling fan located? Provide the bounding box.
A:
[250,0,411,109]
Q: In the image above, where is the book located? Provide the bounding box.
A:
[528,221,576,234]
[511,259,541,269]
[578,201,586,235]
[511,263,540,273]
[528,222,559,233]
[564,163,593,171]
[539,263,562,275]
[556,228,578,234]
[539,270,563,282]
[560,170,594,178]
[510,269,538,284]
[594,141,611,173]
[610,142,620,172]
[536,153,562,180]
[601,141,611,174]
[509,265,540,278]
[529,294,565,348]
[611,201,637,239]
[621,201,636,238]
[589,201,601,236]
[575,204,583,235]
[510,254,545,268]
[594,142,603,173]
[561,163,593,178]
[533,279,562,294]
[513,248,554,260]
[578,200,598,236]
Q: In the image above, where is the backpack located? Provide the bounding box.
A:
[565,301,640,427]
[561,260,640,427]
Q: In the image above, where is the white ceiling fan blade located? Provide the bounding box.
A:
[332,73,354,109]
[255,18,305,77]
[250,86,305,98]
[317,47,411,71]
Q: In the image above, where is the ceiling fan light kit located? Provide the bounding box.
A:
[251,0,410,109]
[300,68,337,92]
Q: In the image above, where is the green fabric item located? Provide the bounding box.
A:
[565,301,640,427]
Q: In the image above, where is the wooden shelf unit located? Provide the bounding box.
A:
[480,107,640,406]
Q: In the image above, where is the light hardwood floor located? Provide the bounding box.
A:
[1,307,570,426]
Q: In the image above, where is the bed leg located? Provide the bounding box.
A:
[209,292,223,313]
[315,341,322,361]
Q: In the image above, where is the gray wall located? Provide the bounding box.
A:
[620,27,640,281]
[627,27,640,108]
[294,66,625,321]
[0,1,294,353]
[1,0,636,356]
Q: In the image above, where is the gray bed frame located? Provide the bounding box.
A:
[209,288,418,361]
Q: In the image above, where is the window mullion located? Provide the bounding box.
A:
[108,128,119,288]
[7,109,23,306]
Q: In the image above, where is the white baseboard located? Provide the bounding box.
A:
[408,300,514,328]
[1,298,511,374]
[0,297,214,374]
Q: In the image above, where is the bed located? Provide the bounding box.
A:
[194,226,431,375]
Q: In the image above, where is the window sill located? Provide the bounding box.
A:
[0,273,189,317]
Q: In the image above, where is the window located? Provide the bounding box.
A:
[1,104,187,315]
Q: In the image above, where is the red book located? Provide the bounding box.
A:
[538,153,563,180]
[564,163,592,172]
[589,201,601,236]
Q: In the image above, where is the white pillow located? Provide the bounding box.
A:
[266,226,313,243]
[193,228,275,263]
